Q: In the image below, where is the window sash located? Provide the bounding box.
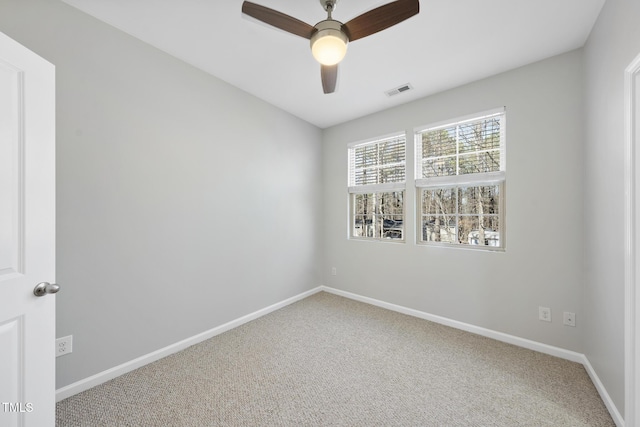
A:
[348,133,406,242]
[415,109,505,182]
[417,183,505,249]
[351,191,405,241]
[349,133,406,189]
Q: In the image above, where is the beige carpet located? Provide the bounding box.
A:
[56,292,615,426]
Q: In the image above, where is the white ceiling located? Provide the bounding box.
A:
[61,0,605,129]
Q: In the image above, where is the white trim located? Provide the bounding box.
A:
[55,286,323,402]
[415,171,505,189]
[321,286,583,362]
[320,285,624,426]
[624,52,640,427]
[348,182,406,194]
[582,356,625,427]
[346,131,406,149]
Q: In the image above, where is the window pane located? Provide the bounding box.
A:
[380,192,403,239]
[380,139,405,165]
[458,185,501,246]
[353,214,374,238]
[458,151,500,175]
[352,192,404,241]
[421,128,456,158]
[458,118,502,154]
[354,145,377,168]
[378,192,403,215]
[353,168,378,186]
[379,164,405,183]
[354,193,375,215]
[382,215,403,239]
[458,216,478,245]
[422,156,456,177]
[422,188,456,216]
[422,215,457,243]
[458,186,500,215]
[459,215,501,246]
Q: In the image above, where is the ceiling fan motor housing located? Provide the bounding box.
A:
[310,20,349,65]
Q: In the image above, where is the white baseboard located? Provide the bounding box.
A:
[56,285,625,427]
[581,356,625,427]
[320,286,625,426]
[55,286,323,402]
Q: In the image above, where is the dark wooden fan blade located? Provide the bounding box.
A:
[242,1,314,39]
[321,64,338,94]
[343,0,419,42]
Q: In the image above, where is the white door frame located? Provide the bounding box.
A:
[624,52,640,427]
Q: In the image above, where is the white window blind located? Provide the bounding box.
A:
[349,134,406,193]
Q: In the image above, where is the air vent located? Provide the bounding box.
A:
[385,83,413,97]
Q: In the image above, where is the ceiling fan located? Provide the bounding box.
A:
[242,0,420,94]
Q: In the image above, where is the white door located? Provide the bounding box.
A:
[0,32,56,427]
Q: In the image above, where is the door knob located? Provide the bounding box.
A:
[33,282,60,297]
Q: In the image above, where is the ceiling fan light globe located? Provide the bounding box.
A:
[310,26,348,66]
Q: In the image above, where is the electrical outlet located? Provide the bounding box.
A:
[331,267,337,276]
[563,312,576,327]
[56,335,73,357]
[539,306,551,322]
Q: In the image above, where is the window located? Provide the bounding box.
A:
[348,134,406,241]
[415,108,505,249]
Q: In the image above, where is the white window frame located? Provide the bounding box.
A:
[348,132,406,242]
[415,108,506,250]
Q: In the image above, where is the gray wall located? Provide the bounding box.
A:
[0,0,323,388]
[322,50,585,352]
[582,0,640,416]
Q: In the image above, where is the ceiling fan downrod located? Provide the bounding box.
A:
[320,0,338,19]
